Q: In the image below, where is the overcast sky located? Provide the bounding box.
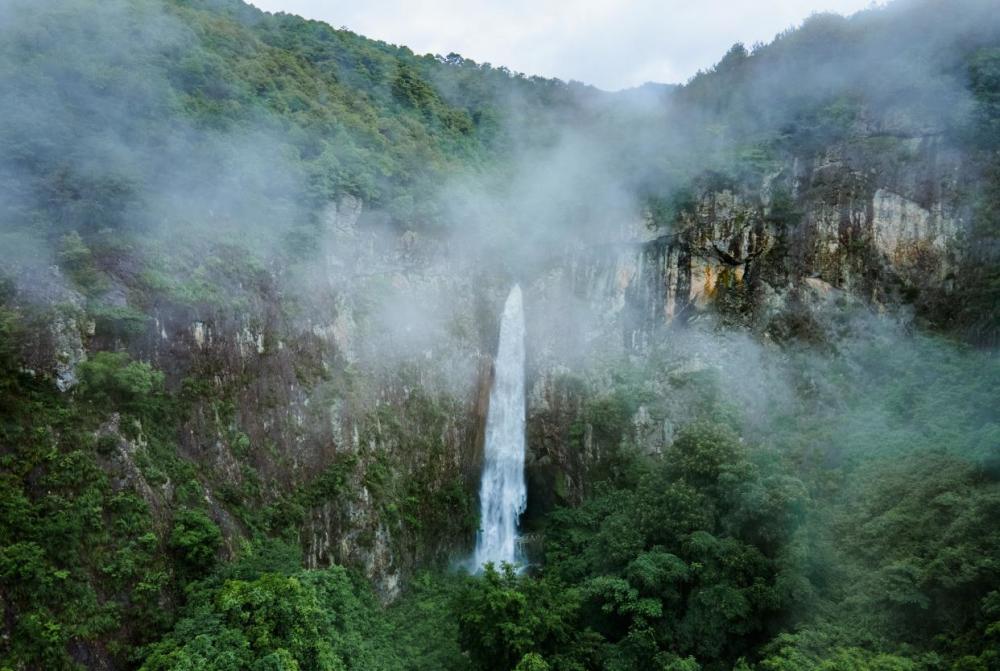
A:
[248,0,881,90]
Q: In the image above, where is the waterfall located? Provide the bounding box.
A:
[473,284,527,569]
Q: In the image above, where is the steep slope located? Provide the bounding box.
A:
[0,0,997,669]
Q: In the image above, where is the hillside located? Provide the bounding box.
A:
[0,0,998,669]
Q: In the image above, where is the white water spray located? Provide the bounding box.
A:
[473,284,527,569]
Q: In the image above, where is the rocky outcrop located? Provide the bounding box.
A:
[97,196,499,599]
[548,133,967,350]
[518,132,969,516]
[4,128,972,598]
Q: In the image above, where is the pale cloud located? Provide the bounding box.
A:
[248,0,880,90]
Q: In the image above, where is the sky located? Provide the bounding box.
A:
[249,0,881,90]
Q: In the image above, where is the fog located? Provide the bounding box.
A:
[0,0,996,460]
[1,2,998,669]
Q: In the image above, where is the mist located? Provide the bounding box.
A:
[0,0,997,668]
[1,0,995,454]
[1,0,995,461]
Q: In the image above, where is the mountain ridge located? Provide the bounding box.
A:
[0,0,997,669]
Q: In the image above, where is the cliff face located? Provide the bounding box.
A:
[11,128,971,597]
[522,130,969,509]
[155,199,502,600]
[629,133,963,340]
[11,197,502,601]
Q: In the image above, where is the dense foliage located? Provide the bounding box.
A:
[444,333,1000,671]
[0,0,593,250]
[0,0,997,669]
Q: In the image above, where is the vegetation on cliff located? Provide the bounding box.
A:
[0,0,997,669]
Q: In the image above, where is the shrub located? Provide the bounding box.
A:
[169,508,222,577]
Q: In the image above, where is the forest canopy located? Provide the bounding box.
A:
[0,0,997,670]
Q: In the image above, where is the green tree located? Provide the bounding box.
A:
[170,509,222,579]
[76,351,166,416]
[142,565,398,671]
[454,563,594,671]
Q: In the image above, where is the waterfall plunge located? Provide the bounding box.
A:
[473,285,527,570]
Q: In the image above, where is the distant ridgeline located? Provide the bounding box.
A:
[0,0,998,669]
[0,0,599,238]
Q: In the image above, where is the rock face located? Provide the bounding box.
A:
[148,134,970,590]
[107,196,502,600]
[3,261,87,387]
[520,132,968,510]
[7,130,971,598]
[568,134,962,347]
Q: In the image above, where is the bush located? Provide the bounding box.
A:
[453,563,594,671]
[141,565,398,671]
[169,508,222,577]
[76,351,165,415]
